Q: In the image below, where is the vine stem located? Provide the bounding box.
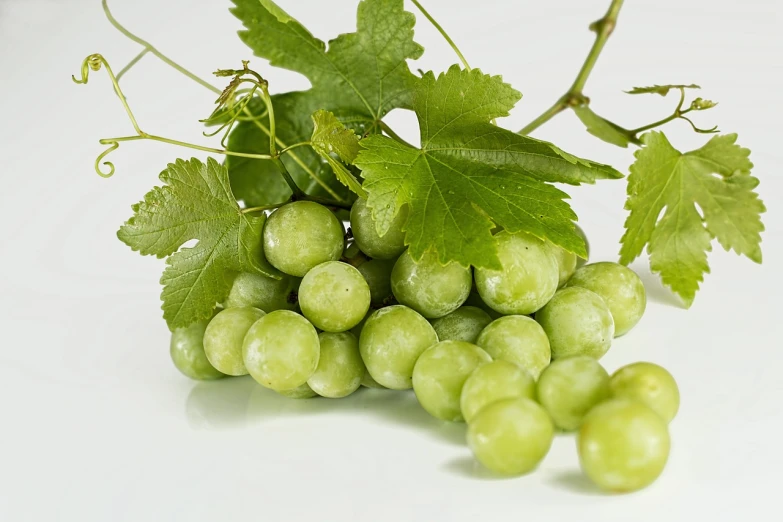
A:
[519,0,625,135]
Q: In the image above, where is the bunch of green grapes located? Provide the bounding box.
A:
[169,198,677,493]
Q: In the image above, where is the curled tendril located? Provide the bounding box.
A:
[680,116,719,134]
[72,54,106,84]
[95,139,119,178]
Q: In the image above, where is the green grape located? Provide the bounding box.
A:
[350,311,372,338]
[549,243,577,288]
[475,315,550,378]
[566,262,647,336]
[412,340,492,421]
[242,310,320,391]
[475,231,559,315]
[610,362,680,423]
[536,356,611,431]
[298,261,371,332]
[391,249,472,319]
[535,287,614,360]
[467,398,554,476]
[463,291,503,319]
[578,399,670,492]
[308,332,365,398]
[170,319,225,380]
[277,382,318,399]
[263,201,345,277]
[359,305,438,389]
[575,224,590,268]
[357,258,395,306]
[350,197,408,260]
[361,369,385,389]
[460,360,535,423]
[203,307,266,376]
[431,306,493,343]
[225,272,300,312]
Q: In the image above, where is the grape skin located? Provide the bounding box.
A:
[350,197,408,260]
[356,258,396,306]
[360,369,386,389]
[308,332,365,398]
[549,243,577,288]
[467,398,554,476]
[610,362,680,423]
[412,340,492,422]
[566,262,647,337]
[430,306,492,343]
[203,307,266,376]
[225,272,300,312]
[476,315,551,378]
[536,356,611,431]
[460,360,535,423]
[276,383,318,399]
[359,305,438,390]
[391,249,472,319]
[170,319,225,380]
[263,201,345,277]
[575,224,590,269]
[578,399,670,492]
[298,261,371,332]
[535,286,614,360]
[242,310,320,391]
[475,231,559,315]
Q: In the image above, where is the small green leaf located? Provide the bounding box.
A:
[311,110,366,197]
[118,158,281,329]
[626,84,700,96]
[690,97,718,111]
[573,106,633,148]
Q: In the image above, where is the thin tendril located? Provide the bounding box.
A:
[410,0,471,71]
[116,49,149,82]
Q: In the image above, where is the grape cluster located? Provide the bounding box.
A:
[169,199,679,493]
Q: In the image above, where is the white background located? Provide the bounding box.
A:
[1,0,782,520]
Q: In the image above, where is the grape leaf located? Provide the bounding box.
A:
[310,109,366,197]
[619,132,765,307]
[626,84,700,96]
[117,158,280,329]
[573,106,633,148]
[355,65,623,269]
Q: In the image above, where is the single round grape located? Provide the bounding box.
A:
[467,398,554,476]
[391,249,472,319]
[578,399,670,492]
[476,315,550,378]
[203,307,266,376]
[566,262,647,336]
[263,201,345,277]
[575,224,589,268]
[536,356,611,431]
[359,305,438,389]
[412,340,492,421]
[225,272,299,312]
[298,261,371,332]
[535,287,614,360]
[463,291,503,319]
[242,310,320,391]
[610,362,680,423]
[356,258,395,306]
[475,231,559,315]
[460,360,535,423]
[170,319,225,380]
[308,332,364,398]
[549,243,577,288]
[276,382,317,399]
[350,197,408,260]
[430,306,493,343]
[361,369,386,389]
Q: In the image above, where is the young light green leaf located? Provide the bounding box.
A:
[626,84,700,96]
[573,105,634,148]
[620,132,764,307]
[311,110,366,197]
[356,65,623,269]
[118,158,280,329]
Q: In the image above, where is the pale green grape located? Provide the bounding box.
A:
[298,261,370,332]
[391,249,472,319]
[357,258,395,306]
[578,399,670,492]
[610,362,680,423]
[535,287,614,360]
[566,262,647,336]
[475,231,559,315]
[361,369,386,389]
[549,243,577,288]
[463,291,503,319]
[170,319,225,380]
[359,305,438,389]
[242,310,320,391]
[460,360,535,423]
[536,355,611,431]
[431,306,492,343]
[203,307,265,376]
[350,197,408,260]
[412,341,492,421]
[467,398,554,476]
[276,383,318,399]
[350,311,372,338]
[263,201,345,277]
[225,272,300,312]
[308,332,365,398]
[575,224,589,268]
[476,315,550,378]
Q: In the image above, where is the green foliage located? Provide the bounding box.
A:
[620,132,764,307]
[573,106,633,148]
[626,84,700,96]
[310,110,366,197]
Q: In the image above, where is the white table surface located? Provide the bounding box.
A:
[1,0,781,520]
